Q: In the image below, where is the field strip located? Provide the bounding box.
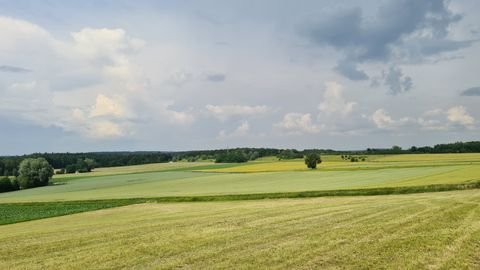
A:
[2,180,480,226]
[194,162,479,173]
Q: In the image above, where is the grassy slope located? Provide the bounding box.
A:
[1,190,479,269]
[1,164,479,202]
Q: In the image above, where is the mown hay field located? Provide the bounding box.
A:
[1,190,480,269]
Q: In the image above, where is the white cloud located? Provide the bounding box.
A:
[206,104,268,121]
[275,113,322,134]
[447,106,475,127]
[373,107,476,132]
[89,121,125,138]
[90,94,127,118]
[0,16,195,139]
[49,108,127,139]
[372,109,396,129]
[233,120,250,136]
[71,28,144,60]
[0,16,52,52]
[9,81,38,91]
[417,109,449,131]
[318,81,356,116]
[161,107,195,125]
[218,120,250,138]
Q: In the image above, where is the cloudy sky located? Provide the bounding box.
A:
[0,0,479,154]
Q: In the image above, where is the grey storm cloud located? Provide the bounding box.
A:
[461,87,480,96]
[383,66,413,95]
[334,60,369,81]
[0,65,31,73]
[207,73,226,82]
[303,0,471,80]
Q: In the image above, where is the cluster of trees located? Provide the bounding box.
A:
[0,158,53,193]
[0,152,173,173]
[175,148,280,163]
[214,149,260,163]
[366,141,480,154]
[39,152,173,168]
[277,149,304,160]
[58,158,96,174]
[0,157,20,177]
[341,155,366,162]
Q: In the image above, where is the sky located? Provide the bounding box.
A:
[0,0,479,155]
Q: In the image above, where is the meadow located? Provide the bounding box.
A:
[1,153,480,269]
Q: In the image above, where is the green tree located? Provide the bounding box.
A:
[17,158,54,189]
[391,145,402,154]
[84,158,96,171]
[304,153,322,169]
[0,176,17,192]
[65,164,77,174]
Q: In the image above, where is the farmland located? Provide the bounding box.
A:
[1,190,480,269]
[1,153,480,269]
[0,154,479,203]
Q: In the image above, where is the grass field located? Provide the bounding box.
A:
[1,189,480,269]
[1,154,479,203]
[0,165,478,202]
[1,153,480,269]
[53,161,228,180]
[198,153,480,173]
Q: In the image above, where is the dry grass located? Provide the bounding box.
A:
[1,190,480,269]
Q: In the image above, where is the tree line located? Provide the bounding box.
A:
[1,141,479,176]
[366,141,480,154]
[0,152,173,176]
[1,158,53,193]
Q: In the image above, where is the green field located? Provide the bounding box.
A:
[2,153,480,269]
[1,154,479,203]
[1,190,480,269]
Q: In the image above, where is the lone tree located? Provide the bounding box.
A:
[18,158,54,189]
[304,153,322,169]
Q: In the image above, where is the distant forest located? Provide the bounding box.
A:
[1,141,479,176]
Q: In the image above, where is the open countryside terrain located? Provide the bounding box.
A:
[1,153,480,269]
[0,154,479,203]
